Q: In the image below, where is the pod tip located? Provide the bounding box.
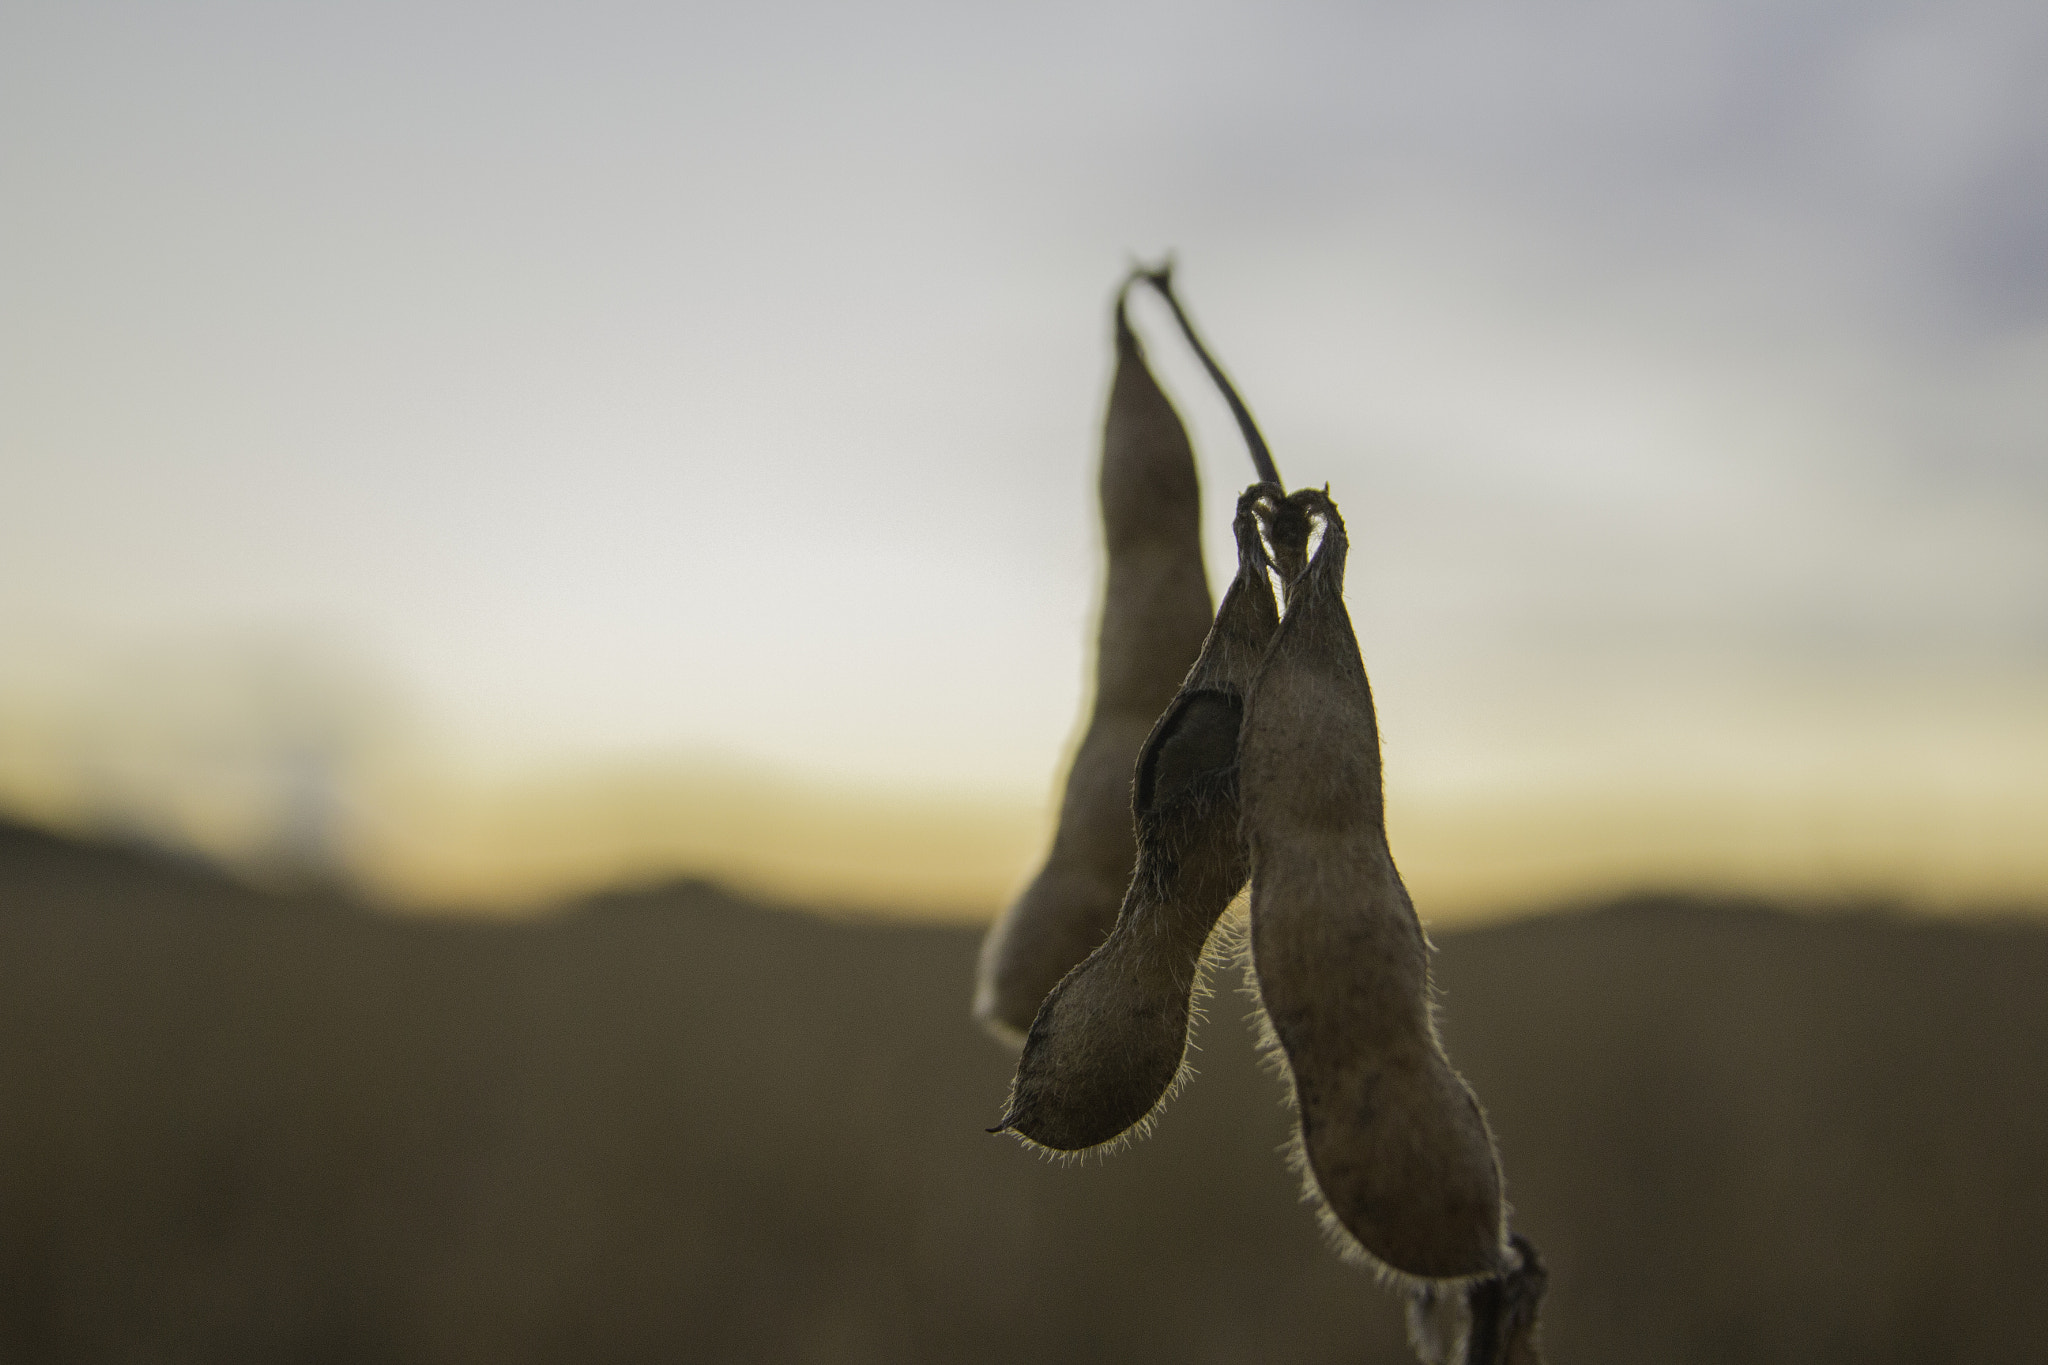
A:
[1128,252,1176,290]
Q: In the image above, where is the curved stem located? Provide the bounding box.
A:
[1134,261,1283,490]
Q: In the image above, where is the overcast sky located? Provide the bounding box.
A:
[3,1,2044,911]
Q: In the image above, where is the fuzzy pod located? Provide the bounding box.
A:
[1239,490,1508,1283]
[997,487,1282,1150]
[973,285,1216,1043]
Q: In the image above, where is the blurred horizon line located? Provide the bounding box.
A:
[4,630,2044,926]
[6,761,2045,929]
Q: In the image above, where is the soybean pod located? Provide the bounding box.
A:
[1238,489,1508,1284]
[997,485,1282,1151]
[974,280,1215,1043]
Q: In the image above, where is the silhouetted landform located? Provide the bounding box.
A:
[3,818,2044,1364]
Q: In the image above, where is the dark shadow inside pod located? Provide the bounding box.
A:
[1136,689,1244,814]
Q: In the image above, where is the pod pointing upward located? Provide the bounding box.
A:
[1238,490,1508,1284]
[998,485,1281,1151]
[974,282,1215,1043]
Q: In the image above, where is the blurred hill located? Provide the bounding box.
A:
[2,819,2044,1364]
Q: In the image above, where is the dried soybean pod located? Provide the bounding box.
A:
[997,487,1282,1151]
[973,280,1215,1043]
[1239,489,1508,1284]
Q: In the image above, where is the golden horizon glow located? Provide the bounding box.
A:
[5,668,2044,925]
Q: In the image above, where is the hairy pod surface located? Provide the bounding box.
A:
[999,490,1282,1150]
[1239,492,1508,1283]
[974,288,1215,1043]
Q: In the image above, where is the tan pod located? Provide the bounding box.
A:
[1238,490,1508,1283]
[973,284,1216,1043]
[998,488,1281,1150]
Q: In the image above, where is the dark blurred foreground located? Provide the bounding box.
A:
[2,821,2045,1365]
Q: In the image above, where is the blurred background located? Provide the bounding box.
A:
[2,2,2044,1361]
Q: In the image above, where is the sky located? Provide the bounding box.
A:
[3,1,2044,919]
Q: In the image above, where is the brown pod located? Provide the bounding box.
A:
[973,283,1216,1043]
[1238,490,1508,1283]
[997,488,1281,1150]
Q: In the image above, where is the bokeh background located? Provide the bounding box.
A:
[7,0,2044,918]
[3,2,2045,1361]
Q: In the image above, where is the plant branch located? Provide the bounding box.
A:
[1133,260,1284,489]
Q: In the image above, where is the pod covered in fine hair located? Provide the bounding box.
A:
[974,283,1216,1043]
[997,486,1282,1150]
[1238,489,1508,1283]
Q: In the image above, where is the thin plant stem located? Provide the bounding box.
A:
[1133,261,1284,489]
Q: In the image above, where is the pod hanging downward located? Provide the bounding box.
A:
[974,282,1215,1044]
[998,487,1282,1151]
[1238,490,1508,1284]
